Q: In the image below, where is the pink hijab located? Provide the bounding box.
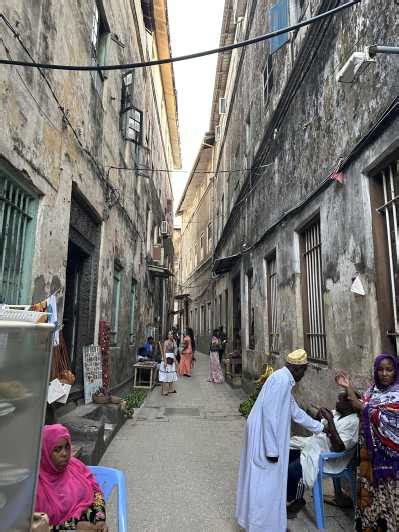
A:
[35,424,101,525]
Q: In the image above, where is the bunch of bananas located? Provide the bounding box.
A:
[239,363,274,418]
[255,364,274,389]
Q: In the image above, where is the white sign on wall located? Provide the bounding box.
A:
[83,345,103,404]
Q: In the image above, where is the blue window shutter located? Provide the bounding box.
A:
[269,0,289,54]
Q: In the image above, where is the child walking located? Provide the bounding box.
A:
[159,333,178,396]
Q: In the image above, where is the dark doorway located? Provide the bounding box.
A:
[232,274,241,350]
[63,191,100,390]
[63,241,88,374]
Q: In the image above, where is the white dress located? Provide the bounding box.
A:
[159,354,177,383]
[236,367,323,531]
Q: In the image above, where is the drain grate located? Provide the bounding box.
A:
[164,407,201,417]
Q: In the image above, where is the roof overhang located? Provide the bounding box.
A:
[212,252,241,275]
[153,0,182,168]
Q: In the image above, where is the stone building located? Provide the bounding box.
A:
[175,139,216,353]
[178,0,398,405]
[0,0,180,395]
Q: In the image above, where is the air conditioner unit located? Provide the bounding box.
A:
[160,220,169,236]
[219,97,226,114]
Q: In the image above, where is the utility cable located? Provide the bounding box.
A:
[0,1,362,71]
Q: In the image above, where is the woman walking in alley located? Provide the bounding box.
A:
[336,354,399,532]
[187,327,196,369]
[178,330,193,377]
[159,333,178,396]
[208,329,225,384]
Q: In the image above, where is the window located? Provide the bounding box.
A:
[90,1,110,78]
[121,72,134,111]
[371,157,399,353]
[129,279,137,344]
[263,53,273,107]
[247,270,255,349]
[0,171,37,304]
[124,108,143,144]
[214,298,218,328]
[201,305,206,335]
[189,309,193,327]
[219,294,222,328]
[269,0,289,54]
[194,307,198,333]
[266,253,279,355]
[194,244,198,268]
[207,302,212,334]
[111,264,122,345]
[300,218,326,361]
[207,223,213,254]
[200,232,205,261]
[219,97,226,114]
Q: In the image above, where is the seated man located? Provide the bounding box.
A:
[287,391,359,518]
[143,336,154,358]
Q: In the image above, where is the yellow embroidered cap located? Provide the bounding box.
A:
[286,349,308,365]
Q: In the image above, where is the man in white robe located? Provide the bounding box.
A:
[235,349,324,532]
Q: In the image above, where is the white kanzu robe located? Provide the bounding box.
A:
[236,367,323,532]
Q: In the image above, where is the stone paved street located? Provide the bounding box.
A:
[101,353,354,531]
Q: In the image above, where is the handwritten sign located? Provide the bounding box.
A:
[83,345,103,404]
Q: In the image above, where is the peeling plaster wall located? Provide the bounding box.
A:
[212,0,398,406]
[0,0,176,388]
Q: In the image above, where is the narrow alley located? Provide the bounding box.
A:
[100,353,353,532]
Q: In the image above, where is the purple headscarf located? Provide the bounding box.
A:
[362,354,399,484]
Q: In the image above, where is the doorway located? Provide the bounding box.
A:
[232,274,241,350]
[63,241,88,375]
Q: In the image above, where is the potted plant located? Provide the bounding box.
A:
[92,386,110,404]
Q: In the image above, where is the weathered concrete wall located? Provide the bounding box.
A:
[0,0,177,389]
[211,0,398,405]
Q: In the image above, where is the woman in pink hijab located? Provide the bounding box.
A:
[35,424,107,530]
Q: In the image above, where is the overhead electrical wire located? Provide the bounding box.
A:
[0,1,361,71]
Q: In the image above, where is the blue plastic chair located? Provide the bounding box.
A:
[312,449,357,530]
[89,466,127,532]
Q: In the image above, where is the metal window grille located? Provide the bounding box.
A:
[0,176,35,304]
[267,255,279,355]
[377,159,399,345]
[302,220,327,361]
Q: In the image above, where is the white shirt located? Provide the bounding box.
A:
[290,410,359,488]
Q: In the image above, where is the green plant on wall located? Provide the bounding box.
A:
[121,388,148,418]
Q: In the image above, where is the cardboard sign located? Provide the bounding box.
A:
[47,379,65,404]
[83,345,103,404]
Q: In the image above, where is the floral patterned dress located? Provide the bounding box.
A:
[52,491,106,530]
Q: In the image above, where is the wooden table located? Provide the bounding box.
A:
[133,362,158,389]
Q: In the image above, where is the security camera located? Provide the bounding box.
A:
[336,48,376,83]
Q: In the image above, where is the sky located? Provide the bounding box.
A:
[167,0,225,216]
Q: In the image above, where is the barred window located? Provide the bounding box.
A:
[0,172,37,304]
[375,158,399,351]
[300,218,327,361]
